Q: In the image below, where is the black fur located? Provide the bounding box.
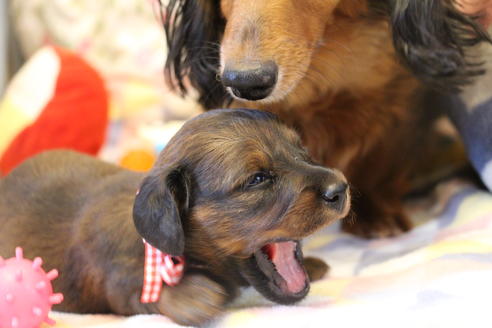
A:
[162,0,229,108]
[133,166,191,256]
[383,0,492,91]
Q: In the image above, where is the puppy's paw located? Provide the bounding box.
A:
[342,213,411,238]
[343,199,412,239]
[303,257,329,282]
[158,274,228,326]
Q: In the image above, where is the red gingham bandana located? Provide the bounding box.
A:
[140,239,185,303]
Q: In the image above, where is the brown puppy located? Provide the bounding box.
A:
[163,0,490,238]
[0,109,350,326]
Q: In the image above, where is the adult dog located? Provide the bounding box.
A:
[0,109,349,326]
[162,0,490,237]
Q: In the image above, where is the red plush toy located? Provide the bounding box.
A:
[0,47,108,175]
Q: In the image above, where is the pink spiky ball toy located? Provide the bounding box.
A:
[0,247,63,328]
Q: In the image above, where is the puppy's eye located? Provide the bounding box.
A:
[247,172,272,187]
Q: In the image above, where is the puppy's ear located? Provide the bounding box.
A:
[133,166,191,256]
[162,0,230,108]
[388,0,491,89]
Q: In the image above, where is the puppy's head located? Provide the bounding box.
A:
[133,108,350,304]
[164,0,490,108]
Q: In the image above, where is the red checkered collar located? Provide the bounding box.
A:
[140,239,185,303]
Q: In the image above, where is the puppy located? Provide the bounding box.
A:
[162,0,490,238]
[0,109,350,326]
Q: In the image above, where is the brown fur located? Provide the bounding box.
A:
[0,109,346,326]
[164,0,490,237]
[216,0,424,236]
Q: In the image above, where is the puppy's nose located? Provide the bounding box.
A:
[221,61,278,100]
[321,182,348,211]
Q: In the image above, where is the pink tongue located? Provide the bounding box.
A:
[265,241,306,293]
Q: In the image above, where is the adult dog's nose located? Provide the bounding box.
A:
[321,182,348,212]
[222,61,278,100]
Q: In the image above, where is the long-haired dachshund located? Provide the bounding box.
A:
[0,109,349,326]
[162,0,491,237]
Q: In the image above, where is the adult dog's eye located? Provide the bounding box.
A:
[247,172,272,187]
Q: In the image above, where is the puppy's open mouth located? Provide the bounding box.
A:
[243,240,309,304]
[256,241,307,294]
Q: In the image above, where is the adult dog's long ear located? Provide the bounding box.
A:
[133,166,191,256]
[161,0,230,108]
[386,0,491,90]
